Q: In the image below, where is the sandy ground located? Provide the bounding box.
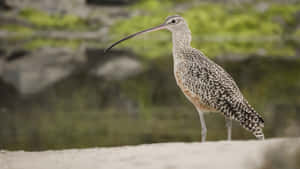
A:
[0,138,299,169]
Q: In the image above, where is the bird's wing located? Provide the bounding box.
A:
[176,52,264,138]
[176,57,244,111]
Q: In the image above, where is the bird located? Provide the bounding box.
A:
[104,15,265,141]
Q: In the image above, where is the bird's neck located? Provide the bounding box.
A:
[172,30,192,60]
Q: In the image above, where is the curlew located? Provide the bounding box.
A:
[105,15,265,141]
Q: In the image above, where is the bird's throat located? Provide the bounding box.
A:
[172,30,192,60]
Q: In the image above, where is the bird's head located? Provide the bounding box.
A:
[163,15,189,32]
[104,15,189,53]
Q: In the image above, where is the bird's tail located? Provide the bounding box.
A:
[231,100,265,140]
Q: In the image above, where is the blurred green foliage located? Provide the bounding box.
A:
[0,24,34,38]
[0,8,99,50]
[24,38,82,50]
[294,29,300,38]
[19,8,88,30]
[111,1,300,58]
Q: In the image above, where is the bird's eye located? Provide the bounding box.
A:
[171,19,176,24]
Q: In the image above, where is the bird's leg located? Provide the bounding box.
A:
[225,117,232,141]
[196,108,207,142]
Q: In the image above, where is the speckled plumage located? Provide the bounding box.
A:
[105,15,265,141]
[169,16,265,140]
[174,47,264,139]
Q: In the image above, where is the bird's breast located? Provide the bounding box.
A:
[174,68,215,113]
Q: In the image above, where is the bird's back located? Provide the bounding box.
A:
[174,47,264,139]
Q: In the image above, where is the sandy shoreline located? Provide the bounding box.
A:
[0,138,299,169]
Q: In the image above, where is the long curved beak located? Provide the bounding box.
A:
[104,23,167,53]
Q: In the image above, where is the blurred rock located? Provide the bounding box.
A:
[1,47,85,95]
[255,2,269,13]
[296,11,300,24]
[86,0,136,6]
[0,47,143,94]
[6,0,88,17]
[0,0,11,10]
[91,56,143,80]
[6,49,28,62]
[0,49,6,59]
[0,59,4,77]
